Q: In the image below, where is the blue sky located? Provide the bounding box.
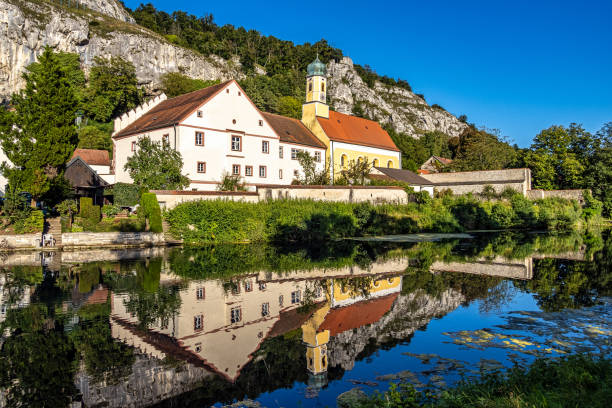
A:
[123,0,612,147]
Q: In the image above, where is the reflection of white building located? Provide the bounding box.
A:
[111,266,403,382]
[0,273,32,325]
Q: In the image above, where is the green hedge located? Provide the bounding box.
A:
[139,193,162,233]
[166,195,599,245]
[79,197,100,224]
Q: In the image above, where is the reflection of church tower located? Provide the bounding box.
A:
[302,301,330,375]
[302,56,329,121]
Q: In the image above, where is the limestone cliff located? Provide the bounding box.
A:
[328,58,468,138]
[0,0,241,98]
[1,0,467,138]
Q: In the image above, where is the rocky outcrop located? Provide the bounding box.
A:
[78,0,134,23]
[0,0,241,99]
[328,57,468,138]
[1,1,466,138]
[327,288,464,371]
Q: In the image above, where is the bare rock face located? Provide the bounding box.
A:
[0,0,241,100]
[328,57,468,138]
[78,0,134,23]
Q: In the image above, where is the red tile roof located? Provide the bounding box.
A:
[71,149,111,166]
[317,111,399,151]
[433,156,453,165]
[318,293,398,337]
[113,80,232,138]
[262,112,326,149]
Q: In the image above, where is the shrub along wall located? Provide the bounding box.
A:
[165,194,601,245]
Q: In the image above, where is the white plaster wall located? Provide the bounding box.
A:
[89,164,110,174]
[114,81,319,189]
[278,142,326,183]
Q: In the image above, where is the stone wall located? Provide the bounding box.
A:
[154,186,408,209]
[0,234,41,249]
[152,190,260,209]
[61,232,165,248]
[257,185,408,204]
[527,189,586,203]
[420,168,532,196]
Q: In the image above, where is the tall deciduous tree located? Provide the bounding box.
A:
[523,125,585,190]
[84,56,143,122]
[451,127,516,171]
[0,46,78,203]
[124,137,190,190]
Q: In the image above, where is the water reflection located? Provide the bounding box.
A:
[0,231,610,407]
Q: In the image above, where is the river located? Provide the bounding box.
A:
[0,230,610,407]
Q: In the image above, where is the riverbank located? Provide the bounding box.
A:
[338,354,612,407]
[165,194,603,245]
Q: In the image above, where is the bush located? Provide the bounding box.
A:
[139,193,163,233]
[101,204,121,218]
[106,183,142,207]
[479,184,498,200]
[79,197,101,224]
[56,199,77,217]
[217,173,246,191]
[13,210,44,234]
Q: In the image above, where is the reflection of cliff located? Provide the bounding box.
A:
[326,288,464,371]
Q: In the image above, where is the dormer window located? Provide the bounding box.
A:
[197,110,203,118]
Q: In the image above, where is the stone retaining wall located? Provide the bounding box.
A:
[152,190,259,209]
[61,232,165,248]
[0,234,41,250]
[256,185,407,204]
[527,189,586,203]
[421,168,532,196]
[153,186,408,209]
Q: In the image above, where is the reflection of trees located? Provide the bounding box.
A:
[517,232,611,312]
[0,265,42,306]
[70,304,135,384]
[0,305,78,408]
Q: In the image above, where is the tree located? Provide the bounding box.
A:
[338,157,372,185]
[124,137,190,190]
[295,150,329,185]
[83,56,143,122]
[451,127,516,171]
[277,96,301,119]
[77,125,112,152]
[0,46,79,204]
[522,125,586,190]
[160,72,219,97]
[25,51,85,100]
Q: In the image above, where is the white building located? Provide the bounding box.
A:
[112,80,326,191]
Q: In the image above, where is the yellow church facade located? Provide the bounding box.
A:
[301,57,402,180]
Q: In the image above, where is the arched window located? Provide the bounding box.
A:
[387,160,393,168]
[321,81,325,92]
[373,158,379,167]
[308,80,313,92]
[341,154,347,168]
